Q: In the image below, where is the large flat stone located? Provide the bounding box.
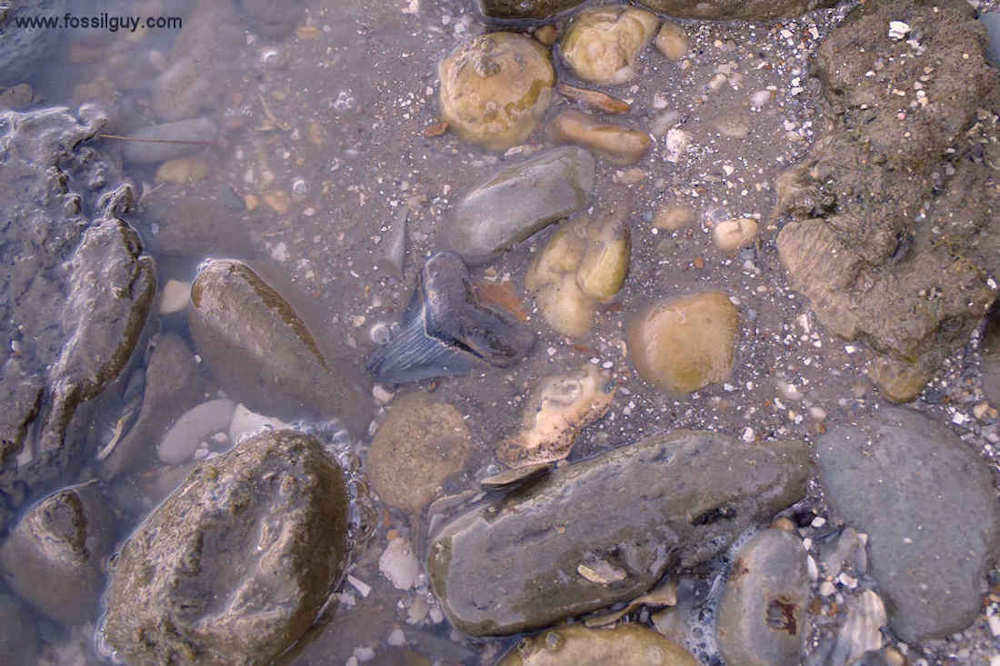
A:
[427,431,813,636]
[817,407,1000,642]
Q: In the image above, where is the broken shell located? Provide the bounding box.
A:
[577,210,631,302]
[560,6,659,85]
[578,559,627,585]
[549,110,652,166]
[497,364,614,467]
[366,251,535,383]
[584,578,678,627]
[438,32,555,151]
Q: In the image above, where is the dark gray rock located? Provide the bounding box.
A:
[817,407,1000,642]
[982,12,1000,68]
[427,431,813,636]
[120,117,217,164]
[100,332,203,479]
[716,528,809,666]
[636,0,835,19]
[189,258,372,435]
[0,482,116,625]
[0,106,156,531]
[775,0,1000,398]
[478,0,585,21]
[444,147,595,264]
[0,1,68,86]
[100,430,349,665]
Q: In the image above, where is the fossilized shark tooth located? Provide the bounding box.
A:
[366,251,534,384]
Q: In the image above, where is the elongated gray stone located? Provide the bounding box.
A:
[444,146,595,264]
[817,407,1000,642]
[427,431,813,636]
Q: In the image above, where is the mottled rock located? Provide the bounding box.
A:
[120,117,217,164]
[445,147,595,263]
[0,483,115,625]
[825,590,887,666]
[497,364,614,467]
[560,7,659,85]
[776,0,1000,395]
[636,0,835,19]
[367,392,471,514]
[549,111,652,165]
[438,32,554,151]
[817,407,1000,642]
[478,0,584,21]
[498,624,698,665]
[653,204,696,231]
[189,258,372,434]
[0,107,155,530]
[100,333,202,478]
[627,292,739,394]
[101,430,348,665]
[716,528,809,666]
[526,209,630,338]
[428,431,812,635]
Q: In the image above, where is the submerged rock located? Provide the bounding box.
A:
[427,431,812,635]
[549,111,652,165]
[101,430,348,665]
[0,0,68,86]
[0,482,115,625]
[498,624,698,665]
[366,252,534,384]
[367,392,471,513]
[100,333,203,478]
[189,258,372,434]
[716,528,809,666]
[438,32,555,151]
[445,146,595,263]
[560,6,659,86]
[635,0,835,19]
[478,0,585,21]
[817,407,1000,642]
[0,106,155,531]
[775,0,1000,396]
[627,292,739,394]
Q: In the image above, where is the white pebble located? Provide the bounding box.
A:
[387,628,406,646]
[741,427,755,442]
[819,580,836,596]
[749,89,772,109]
[347,574,371,598]
[379,537,421,591]
[158,279,191,315]
[888,21,910,40]
[158,399,236,464]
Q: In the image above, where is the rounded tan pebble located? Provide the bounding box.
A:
[655,21,688,60]
[549,110,651,165]
[654,204,696,231]
[627,291,739,394]
[713,218,758,252]
[560,6,659,85]
[155,157,209,184]
[438,32,555,151]
[367,392,471,513]
[498,624,698,665]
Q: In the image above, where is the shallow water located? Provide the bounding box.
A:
[4,0,1000,663]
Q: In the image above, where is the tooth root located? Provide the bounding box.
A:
[365,306,479,384]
